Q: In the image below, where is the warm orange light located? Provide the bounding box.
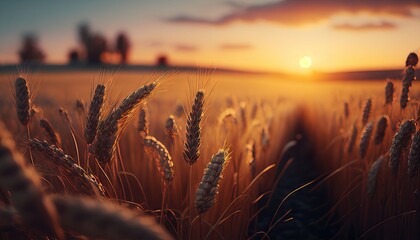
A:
[299,56,312,69]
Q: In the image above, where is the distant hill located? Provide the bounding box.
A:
[0,64,418,81]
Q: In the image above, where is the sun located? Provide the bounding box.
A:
[299,56,312,69]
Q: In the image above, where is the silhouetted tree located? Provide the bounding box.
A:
[18,34,45,63]
[78,24,108,64]
[157,55,168,67]
[68,49,80,64]
[115,33,130,64]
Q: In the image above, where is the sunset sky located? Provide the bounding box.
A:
[1,0,420,73]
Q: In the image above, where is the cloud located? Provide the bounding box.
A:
[167,0,420,27]
[219,44,252,50]
[174,44,198,52]
[333,21,397,31]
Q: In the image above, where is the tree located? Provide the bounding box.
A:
[156,55,168,67]
[18,34,45,63]
[115,33,130,64]
[68,49,80,64]
[78,24,108,64]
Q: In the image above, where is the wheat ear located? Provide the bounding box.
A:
[29,138,106,197]
[0,123,63,239]
[195,148,229,214]
[389,120,416,175]
[52,195,173,240]
[184,90,204,165]
[93,82,156,164]
[85,84,106,144]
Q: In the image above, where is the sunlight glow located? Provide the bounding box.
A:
[299,56,312,69]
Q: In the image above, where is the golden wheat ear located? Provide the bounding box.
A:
[29,138,106,197]
[195,148,230,214]
[359,121,374,159]
[361,98,372,125]
[374,116,388,145]
[137,105,149,138]
[85,84,106,144]
[14,77,31,126]
[367,155,384,197]
[52,195,173,240]
[39,118,62,148]
[143,136,174,186]
[184,89,204,165]
[408,130,420,178]
[385,80,394,105]
[0,122,64,239]
[93,82,157,164]
[389,120,416,176]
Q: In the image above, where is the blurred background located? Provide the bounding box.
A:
[1,0,420,75]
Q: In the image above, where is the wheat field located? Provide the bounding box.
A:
[0,68,419,239]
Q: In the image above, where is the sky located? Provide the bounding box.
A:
[1,0,420,73]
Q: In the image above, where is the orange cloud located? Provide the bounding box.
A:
[167,0,420,27]
[219,44,252,50]
[333,21,397,31]
[174,44,198,52]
